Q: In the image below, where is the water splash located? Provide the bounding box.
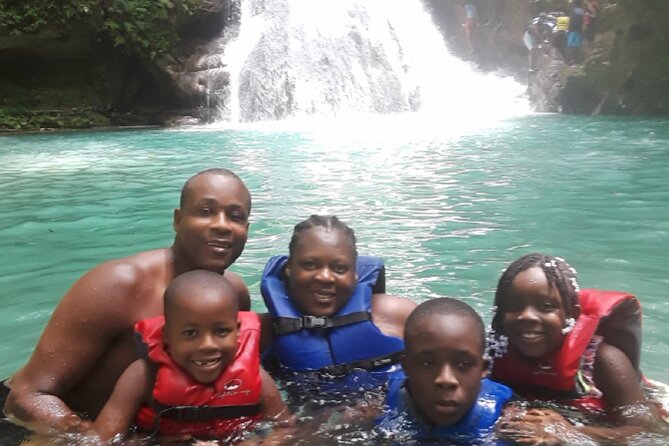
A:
[211,0,529,123]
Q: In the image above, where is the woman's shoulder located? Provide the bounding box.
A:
[371,294,417,338]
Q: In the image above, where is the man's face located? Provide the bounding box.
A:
[174,173,250,273]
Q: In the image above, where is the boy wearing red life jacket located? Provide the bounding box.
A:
[94,270,294,443]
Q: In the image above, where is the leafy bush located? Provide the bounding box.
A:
[0,0,201,59]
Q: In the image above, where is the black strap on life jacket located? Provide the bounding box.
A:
[152,401,260,423]
[316,350,404,376]
[272,311,371,336]
[148,401,260,438]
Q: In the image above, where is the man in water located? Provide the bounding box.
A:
[3,168,252,432]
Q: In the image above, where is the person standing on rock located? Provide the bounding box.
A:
[462,1,480,55]
[584,0,598,52]
[552,11,570,61]
[567,0,586,64]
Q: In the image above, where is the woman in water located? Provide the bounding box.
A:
[259,215,416,404]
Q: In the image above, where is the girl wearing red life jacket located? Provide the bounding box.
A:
[489,253,668,443]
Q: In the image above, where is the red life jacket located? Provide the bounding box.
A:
[491,289,641,409]
[135,311,263,438]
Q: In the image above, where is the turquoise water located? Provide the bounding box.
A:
[1,113,669,388]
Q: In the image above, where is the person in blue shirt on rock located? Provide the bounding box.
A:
[376,297,514,444]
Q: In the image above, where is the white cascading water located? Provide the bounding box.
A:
[211,0,529,124]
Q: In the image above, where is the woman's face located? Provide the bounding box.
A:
[500,267,567,359]
[285,227,357,317]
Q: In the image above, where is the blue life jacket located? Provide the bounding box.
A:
[261,255,404,381]
[378,377,513,442]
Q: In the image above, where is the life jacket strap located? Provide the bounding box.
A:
[152,402,261,423]
[273,311,371,335]
[317,350,404,376]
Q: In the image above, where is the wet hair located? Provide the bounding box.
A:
[179,168,251,211]
[288,215,357,257]
[164,270,238,321]
[491,253,579,332]
[406,297,486,353]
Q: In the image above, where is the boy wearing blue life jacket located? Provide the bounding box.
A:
[377,297,513,443]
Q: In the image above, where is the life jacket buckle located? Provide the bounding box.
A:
[302,315,328,328]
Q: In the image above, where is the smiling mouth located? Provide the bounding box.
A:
[207,240,232,252]
[519,331,545,341]
[313,290,335,301]
[192,358,222,368]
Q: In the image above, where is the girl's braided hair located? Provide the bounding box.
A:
[491,253,580,333]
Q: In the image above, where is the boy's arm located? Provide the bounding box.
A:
[258,368,294,426]
[240,368,295,446]
[94,359,154,441]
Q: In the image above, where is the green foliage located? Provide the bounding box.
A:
[0,1,96,35]
[0,0,201,60]
[0,107,110,132]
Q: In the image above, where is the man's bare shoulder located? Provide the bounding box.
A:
[56,248,174,317]
[79,248,173,290]
[222,270,251,311]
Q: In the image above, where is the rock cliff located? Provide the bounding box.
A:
[422,0,669,115]
[1,0,667,131]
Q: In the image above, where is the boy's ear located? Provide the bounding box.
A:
[173,208,181,232]
[481,358,491,379]
[572,304,582,319]
[162,326,170,349]
[237,319,241,330]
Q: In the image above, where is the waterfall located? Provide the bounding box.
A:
[203,0,528,123]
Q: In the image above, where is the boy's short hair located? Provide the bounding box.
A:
[164,270,238,319]
[405,297,485,352]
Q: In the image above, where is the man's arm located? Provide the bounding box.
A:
[94,359,153,441]
[224,271,251,311]
[4,262,142,429]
